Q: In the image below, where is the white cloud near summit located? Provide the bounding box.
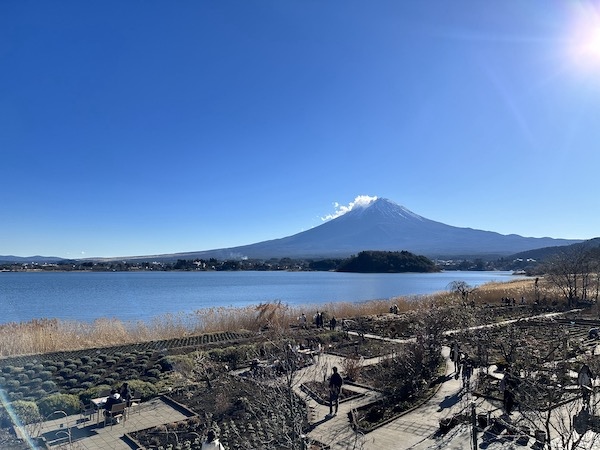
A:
[321,195,378,221]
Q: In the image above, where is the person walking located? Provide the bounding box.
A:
[578,363,594,409]
[328,366,343,417]
[461,356,473,390]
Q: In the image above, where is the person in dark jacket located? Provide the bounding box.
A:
[328,366,343,416]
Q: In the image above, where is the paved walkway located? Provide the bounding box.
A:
[34,397,193,449]
[301,348,501,450]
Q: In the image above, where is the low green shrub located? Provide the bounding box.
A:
[41,381,57,392]
[79,384,112,404]
[37,393,80,417]
[38,371,53,381]
[126,380,159,401]
[9,400,41,424]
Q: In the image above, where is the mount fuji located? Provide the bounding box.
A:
[145,198,581,261]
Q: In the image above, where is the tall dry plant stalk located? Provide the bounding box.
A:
[0,277,542,358]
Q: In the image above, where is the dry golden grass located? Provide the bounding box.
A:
[0,276,555,358]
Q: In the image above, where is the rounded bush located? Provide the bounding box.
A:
[126,380,159,401]
[16,373,29,383]
[10,400,40,424]
[8,392,23,401]
[80,356,92,364]
[53,361,65,369]
[2,366,15,374]
[23,363,35,371]
[58,368,72,377]
[28,378,42,388]
[145,368,161,379]
[103,377,115,386]
[0,376,5,385]
[85,374,101,384]
[32,389,48,399]
[41,381,57,392]
[54,376,64,384]
[37,393,80,417]
[33,364,44,372]
[65,379,79,388]
[73,371,86,381]
[38,371,53,381]
[113,352,124,358]
[79,384,112,403]
[105,359,117,366]
[80,382,93,390]
[79,365,92,373]
[6,379,20,389]
[68,387,84,395]
[45,365,58,373]
[123,356,136,364]
[65,364,78,371]
[24,370,36,378]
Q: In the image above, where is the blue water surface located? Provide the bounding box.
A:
[0,271,524,324]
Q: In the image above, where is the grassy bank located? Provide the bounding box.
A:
[0,277,549,358]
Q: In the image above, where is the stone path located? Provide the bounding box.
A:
[34,397,193,449]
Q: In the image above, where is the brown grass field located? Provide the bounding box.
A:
[0,276,555,358]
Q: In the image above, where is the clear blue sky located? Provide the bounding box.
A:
[2,1,600,258]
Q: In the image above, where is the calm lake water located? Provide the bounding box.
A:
[0,271,524,324]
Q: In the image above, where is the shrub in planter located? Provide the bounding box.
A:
[79,384,112,403]
[126,380,159,401]
[38,393,80,417]
[9,400,40,424]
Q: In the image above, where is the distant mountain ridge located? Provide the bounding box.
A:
[1,198,584,263]
[117,198,581,261]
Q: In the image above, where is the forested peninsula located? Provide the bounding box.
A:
[336,250,438,273]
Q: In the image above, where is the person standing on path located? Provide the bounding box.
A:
[328,366,343,417]
[201,429,226,450]
[578,363,594,409]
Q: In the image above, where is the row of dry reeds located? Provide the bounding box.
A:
[0,277,545,358]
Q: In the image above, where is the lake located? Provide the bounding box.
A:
[0,270,524,324]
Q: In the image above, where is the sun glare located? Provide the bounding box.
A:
[568,7,600,71]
